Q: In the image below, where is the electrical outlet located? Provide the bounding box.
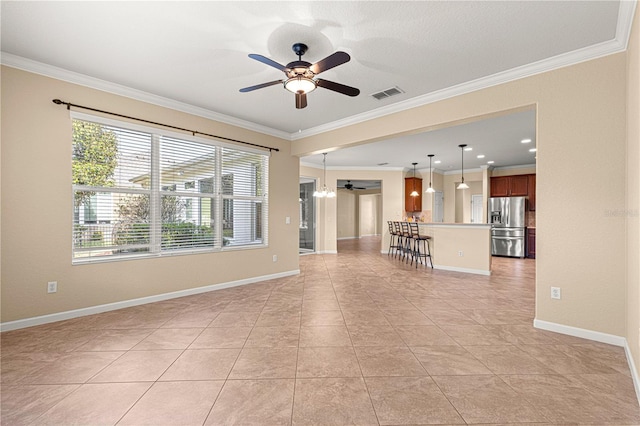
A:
[458,251,463,257]
[551,287,561,299]
[272,255,278,262]
[47,281,58,294]
[285,216,291,225]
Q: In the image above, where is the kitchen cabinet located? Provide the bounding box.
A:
[490,176,510,197]
[527,228,536,258]
[527,174,536,211]
[404,177,422,212]
[490,175,529,197]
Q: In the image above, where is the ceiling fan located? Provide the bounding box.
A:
[239,43,360,109]
[342,180,366,191]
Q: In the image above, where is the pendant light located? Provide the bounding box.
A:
[313,153,336,198]
[457,144,469,190]
[426,154,435,193]
[409,162,419,197]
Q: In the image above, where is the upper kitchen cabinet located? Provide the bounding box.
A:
[527,174,536,211]
[405,177,422,212]
[490,174,536,211]
[490,175,529,197]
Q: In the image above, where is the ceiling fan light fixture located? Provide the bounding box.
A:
[284,76,317,94]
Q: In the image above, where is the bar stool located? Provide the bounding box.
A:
[393,221,405,259]
[409,222,433,268]
[387,221,401,257]
[400,221,413,263]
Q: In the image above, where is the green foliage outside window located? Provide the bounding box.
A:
[72,121,118,206]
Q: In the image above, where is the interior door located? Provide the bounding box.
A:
[471,194,483,223]
[433,191,444,222]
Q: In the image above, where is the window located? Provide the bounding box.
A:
[71,115,269,262]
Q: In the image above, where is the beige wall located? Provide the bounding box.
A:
[422,170,444,222]
[1,66,299,323]
[336,188,382,239]
[292,53,628,338]
[423,225,492,273]
[359,193,382,236]
[2,26,638,374]
[337,190,357,239]
[300,166,403,253]
[627,8,640,383]
[443,170,483,223]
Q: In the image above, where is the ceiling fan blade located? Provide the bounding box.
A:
[295,91,307,109]
[316,79,360,97]
[310,51,351,74]
[248,54,288,72]
[239,80,282,93]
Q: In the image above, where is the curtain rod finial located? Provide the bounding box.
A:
[52,99,63,105]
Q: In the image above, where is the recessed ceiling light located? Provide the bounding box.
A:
[529,148,537,152]
[487,160,495,164]
[464,147,473,151]
[434,160,441,164]
[477,154,485,159]
[521,138,532,144]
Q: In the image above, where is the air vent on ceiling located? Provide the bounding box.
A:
[371,86,404,100]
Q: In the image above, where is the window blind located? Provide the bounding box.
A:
[71,116,269,262]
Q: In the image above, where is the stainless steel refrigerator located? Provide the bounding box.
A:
[488,196,526,258]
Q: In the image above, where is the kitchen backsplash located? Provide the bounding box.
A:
[527,211,536,228]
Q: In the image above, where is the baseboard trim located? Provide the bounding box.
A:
[0,269,300,332]
[534,318,640,406]
[433,265,491,276]
[380,251,490,275]
[533,319,626,346]
[624,340,640,408]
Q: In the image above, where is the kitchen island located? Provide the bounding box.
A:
[396,222,492,275]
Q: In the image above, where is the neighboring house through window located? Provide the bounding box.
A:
[71,114,269,263]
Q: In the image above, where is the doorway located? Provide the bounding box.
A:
[433,191,444,222]
[471,194,483,223]
[299,178,316,253]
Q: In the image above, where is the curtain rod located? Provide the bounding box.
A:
[52,99,280,152]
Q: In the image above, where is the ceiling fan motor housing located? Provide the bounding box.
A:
[286,61,314,78]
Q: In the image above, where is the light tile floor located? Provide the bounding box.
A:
[2,236,639,425]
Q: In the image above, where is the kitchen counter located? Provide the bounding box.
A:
[396,222,492,275]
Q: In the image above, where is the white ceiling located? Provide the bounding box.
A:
[1,1,635,169]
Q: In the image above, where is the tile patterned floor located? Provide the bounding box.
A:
[2,236,639,425]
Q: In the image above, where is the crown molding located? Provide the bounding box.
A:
[443,167,485,176]
[0,52,291,141]
[492,163,537,171]
[3,0,635,143]
[293,39,627,140]
[618,0,638,50]
[292,1,636,140]
[299,161,405,171]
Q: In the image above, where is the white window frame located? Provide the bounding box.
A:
[71,112,269,264]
